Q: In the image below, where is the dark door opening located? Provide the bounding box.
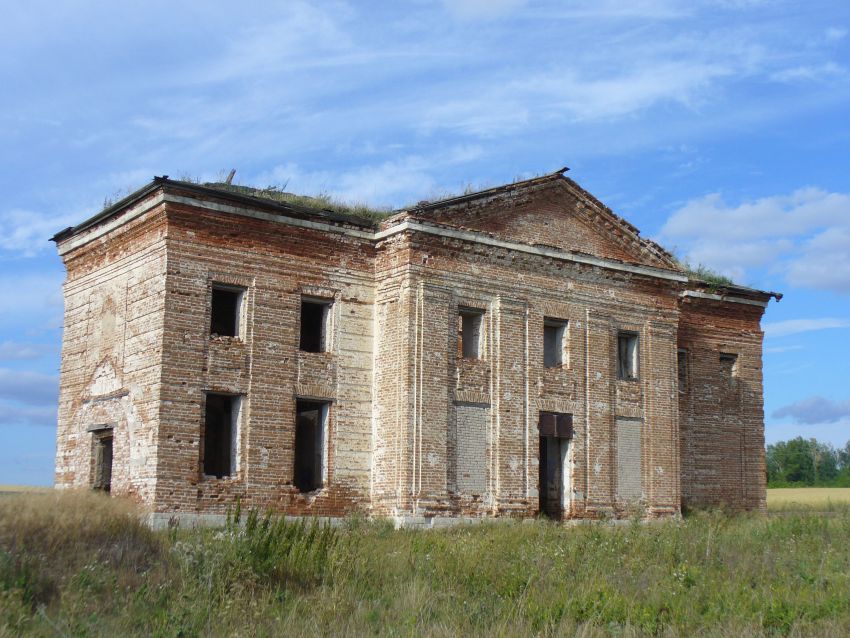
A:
[93,435,113,493]
[294,400,327,493]
[539,436,562,518]
[538,412,573,519]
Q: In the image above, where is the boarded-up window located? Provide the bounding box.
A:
[543,319,567,368]
[300,298,332,352]
[455,404,488,495]
[210,286,244,337]
[203,394,240,478]
[294,400,328,493]
[617,332,639,380]
[458,308,484,359]
[616,418,642,501]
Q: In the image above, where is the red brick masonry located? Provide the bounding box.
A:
[52,171,778,524]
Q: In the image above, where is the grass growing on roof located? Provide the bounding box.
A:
[3,491,850,636]
[200,182,393,223]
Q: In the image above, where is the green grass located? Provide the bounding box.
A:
[191,181,393,223]
[2,492,850,636]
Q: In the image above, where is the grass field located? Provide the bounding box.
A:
[2,491,850,637]
[0,485,52,495]
[767,487,850,511]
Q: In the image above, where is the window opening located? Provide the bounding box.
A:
[543,319,567,368]
[719,352,738,386]
[458,308,484,359]
[300,298,332,352]
[294,400,328,493]
[203,394,239,478]
[677,349,688,394]
[210,286,243,337]
[617,332,639,380]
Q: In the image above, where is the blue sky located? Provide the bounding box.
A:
[1,0,848,485]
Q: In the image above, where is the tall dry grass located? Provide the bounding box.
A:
[2,494,850,637]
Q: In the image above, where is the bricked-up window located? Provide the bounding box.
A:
[459,308,484,359]
[544,319,567,368]
[300,298,332,353]
[294,400,328,493]
[617,332,639,380]
[203,394,240,478]
[677,349,688,394]
[210,285,244,337]
[719,352,738,386]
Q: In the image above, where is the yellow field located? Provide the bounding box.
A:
[767,487,850,511]
[0,485,52,494]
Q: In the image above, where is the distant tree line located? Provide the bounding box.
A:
[766,437,850,487]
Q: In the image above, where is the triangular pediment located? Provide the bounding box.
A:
[411,175,679,272]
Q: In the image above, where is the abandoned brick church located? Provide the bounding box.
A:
[52,169,780,526]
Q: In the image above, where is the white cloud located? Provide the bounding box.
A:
[773,396,850,424]
[825,27,847,42]
[0,368,58,407]
[252,146,484,208]
[0,341,49,360]
[771,62,845,83]
[764,344,803,354]
[763,318,850,338]
[0,402,56,428]
[0,273,63,319]
[658,188,850,292]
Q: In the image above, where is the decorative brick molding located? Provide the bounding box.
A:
[536,398,580,414]
[454,390,490,405]
[295,383,336,400]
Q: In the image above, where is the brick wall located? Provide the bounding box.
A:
[54,178,770,521]
[678,296,767,512]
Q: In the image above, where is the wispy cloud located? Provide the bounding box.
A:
[442,0,528,21]
[764,344,803,354]
[0,368,58,406]
[0,341,49,361]
[0,402,56,428]
[251,146,485,207]
[0,209,81,256]
[773,396,850,424]
[763,318,850,338]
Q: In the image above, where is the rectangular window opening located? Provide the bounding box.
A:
[719,352,738,386]
[203,393,239,478]
[458,308,484,359]
[544,319,567,368]
[677,349,688,394]
[294,399,328,493]
[92,434,113,493]
[617,332,639,380]
[210,285,244,337]
[300,298,332,353]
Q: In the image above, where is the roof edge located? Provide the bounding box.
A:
[403,167,569,213]
[50,176,381,245]
[685,278,782,302]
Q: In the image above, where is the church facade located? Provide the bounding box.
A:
[52,169,779,526]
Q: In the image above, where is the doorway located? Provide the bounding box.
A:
[538,412,572,519]
[93,433,113,493]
